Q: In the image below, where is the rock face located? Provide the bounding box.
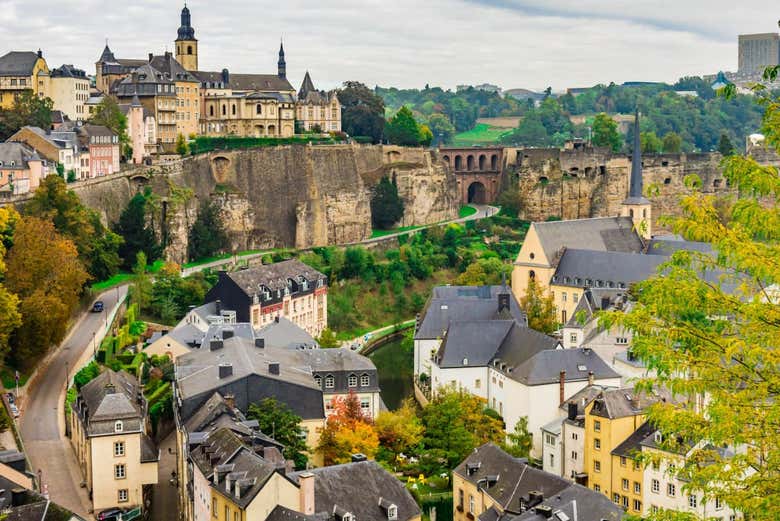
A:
[508,147,730,231]
[5,144,458,264]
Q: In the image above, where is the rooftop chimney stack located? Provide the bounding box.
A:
[268,362,280,375]
[559,370,566,406]
[218,363,233,379]
[567,401,577,421]
[299,472,315,515]
[588,371,594,386]
[351,453,367,463]
[255,338,265,349]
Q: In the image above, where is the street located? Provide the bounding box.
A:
[19,285,127,519]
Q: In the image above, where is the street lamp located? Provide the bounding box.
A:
[92,331,97,358]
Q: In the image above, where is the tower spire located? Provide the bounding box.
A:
[628,108,644,200]
[278,38,287,80]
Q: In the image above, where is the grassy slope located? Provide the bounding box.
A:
[452,124,511,146]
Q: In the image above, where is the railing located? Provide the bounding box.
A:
[120,507,141,520]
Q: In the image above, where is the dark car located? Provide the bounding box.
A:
[97,508,124,521]
[91,301,105,313]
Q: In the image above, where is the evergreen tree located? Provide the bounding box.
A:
[385,106,422,146]
[175,133,189,156]
[718,133,735,156]
[248,398,309,469]
[187,201,229,261]
[114,193,160,269]
[662,131,683,153]
[370,176,405,230]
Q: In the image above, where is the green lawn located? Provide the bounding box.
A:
[370,224,425,239]
[452,124,511,146]
[91,273,134,292]
[459,205,477,218]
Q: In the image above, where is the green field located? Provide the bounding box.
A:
[452,124,511,146]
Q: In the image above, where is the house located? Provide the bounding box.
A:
[69,370,159,514]
[205,260,328,338]
[0,473,84,520]
[119,95,157,164]
[148,52,200,139]
[582,388,671,515]
[413,285,526,378]
[114,63,179,148]
[0,142,46,194]
[0,50,50,109]
[452,443,622,521]
[296,72,341,133]
[8,126,79,175]
[49,64,90,121]
[278,458,422,521]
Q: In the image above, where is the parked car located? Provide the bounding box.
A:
[6,393,14,405]
[9,404,18,418]
[96,508,125,521]
[91,301,105,313]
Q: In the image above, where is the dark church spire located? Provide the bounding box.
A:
[278,40,286,79]
[177,4,196,41]
[627,108,648,202]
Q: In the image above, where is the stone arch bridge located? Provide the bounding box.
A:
[439,147,504,204]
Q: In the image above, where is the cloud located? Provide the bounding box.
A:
[2,0,776,91]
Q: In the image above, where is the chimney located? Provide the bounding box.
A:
[148,53,153,63]
[567,401,577,421]
[222,328,234,340]
[351,453,367,463]
[528,491,544,508]
[224,393,235,409]
[588,371,594,386]
[221,68,230,85]
[165,50,172,59]
[210,339,224,351]
[268,362,280,375]
[559,371,566,406]
[498,292,510,313]
[10,488,26,507]
[218,363,233,379]
[255,338,265,349]
[274,315,280,323]
[215,299,222,314]
[298,472,315,515]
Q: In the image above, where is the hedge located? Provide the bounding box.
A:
[146,382,171,407]
[189,135,338,154]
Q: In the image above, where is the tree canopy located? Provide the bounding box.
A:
[339,81,385,143]
[385,106,423,146]
[0,91,52,141]
[248,398,309,469]
[370,176,405,230]
[187,200,229,262]
[114,192,161,269]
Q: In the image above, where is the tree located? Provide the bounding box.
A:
[115,193,160,269]
[718,133,735,156]
[418,124,433,147]
[591,113,622,152]
[502,417,533,458]
[457,257,511,286]
[247,398,309,469]
[501,112,550,147]
[370,176,405,230]
[641,131,663,154]
[0,91,53,141]
[129,252,152,313]
[88,95,129,151]
[317,328,339,348]
[661,131,683,153]
[339,81,385,143]
[385,107,422,146]
[5,217,88,367]
[421,385,504,470]
[427,114,456,145]
[25,175,122,281]
[175,134,189,156]
[317,393,379,465]
[187,200,229,262]
[601,78,780,519]
[520,279,558,334]
[0,208,21,364]
[374,398,424,457]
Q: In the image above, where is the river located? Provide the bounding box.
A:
[368,337,414,410]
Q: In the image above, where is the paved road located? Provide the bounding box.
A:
[19,285,127,519]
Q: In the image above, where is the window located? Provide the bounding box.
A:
[569,333,577,344]
[468,494,475,514]
[594,438,601,450]
[458,489,464,510]
[360,374,370,387]
[729,515,736,521]
[325,375,334,388]
[348,374,357,387]
[475,379,481,389]
[620,456,626,467]
[118,489,128,503]
[257,104,262,115]
[360,398,370,412]
[562,292,567,302]
[114,421,123,433]
[622,496,628,508]
[633,499,642,512]
[387,505,397,521]
[314,375,322,387]
[114,441,125,457]
[232,104,236,115]
[114,464,126,479]
[571,451,577,460]
[651,479,660,493]
[573,293,579,303]
[651,506,659,514]
[593,484,600,492]
[616,337,629,345]
[545,434,556,446]
[594,460,601,472]
[689,495,697,508]
[594,420,601,432]
[225,506,229,521]
[622,478,629,491]
[667,483,676,497]
[634,482,641,494]
[613,493,620,504]
[549,454,554,467]
[571,432,578,441]
[715,497,723,510]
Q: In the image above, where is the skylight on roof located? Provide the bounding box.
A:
[577,364,587,371]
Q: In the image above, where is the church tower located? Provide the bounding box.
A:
[175,4,198,71]
[278,41,286,80]
[621,109,652,240]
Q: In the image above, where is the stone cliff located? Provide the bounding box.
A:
[506,147,730,231]
[3,144,459,264]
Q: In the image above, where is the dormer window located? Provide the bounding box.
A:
[325,375,334,389]
[387,505,397,520]
[114,421,123,433]
[343,514,354,521]
[348,374,357,387]
[360,374,370,387]
[314,375,322,388]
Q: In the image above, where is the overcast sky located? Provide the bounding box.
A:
[3,0,778,92]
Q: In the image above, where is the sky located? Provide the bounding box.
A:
[2,0,779,92]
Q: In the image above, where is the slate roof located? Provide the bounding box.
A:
[560,384,617,418]
[589,387,671,420]
[646,236,714,256]
[289,461,421,521]
[552,249,666,289]
[457,444,623,519]
[564,289,631,328]
[149,53,199,83]
[611,420,657,459]
[0,142,40,170]
[118,63,173,85]
[256,316,318,349]
[266,506,328,521]
[80,370,142,421]
[0,469,82,520]
[437,320,513,368]
[195,70,295,93]
[0,51,40,76]
[532,216,643,262]
[298,71,337,105]
[224,260,326,296]
[505,348,619,386]
[416,285,525,340]
[50,64,86,79]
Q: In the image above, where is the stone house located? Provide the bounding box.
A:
[69,370,159,514]
[296,71,341,133]
[0,142,46,194]
[0,50,50,109]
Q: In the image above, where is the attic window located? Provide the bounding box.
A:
[440,305,448,310]
[343,514,354,521]
[462,358,469,366]
[115,421,124,433]
[577,364,587,371]
[387,505,397,521]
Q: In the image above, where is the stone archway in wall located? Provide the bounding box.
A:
[467,182,487,204]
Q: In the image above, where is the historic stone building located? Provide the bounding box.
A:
[439,146,504,204]
[296,71,341,133]
[0,50,50,109]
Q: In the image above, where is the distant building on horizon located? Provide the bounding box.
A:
[738,32,780,76]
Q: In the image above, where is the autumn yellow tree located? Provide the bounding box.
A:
[5,217,87,366]
[317,393,379,465]
[603,74,780,519]
[0,208,21,364]
[520,279,558,333]
[374,398,424,457]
